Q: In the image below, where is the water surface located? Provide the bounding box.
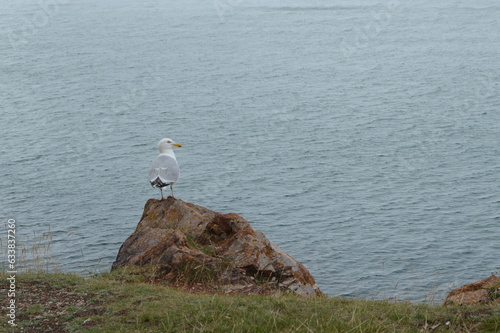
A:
[1,0,499,302]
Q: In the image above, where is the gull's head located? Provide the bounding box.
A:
[158,138,182,153]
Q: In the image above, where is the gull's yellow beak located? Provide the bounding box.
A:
[173,143,183,147]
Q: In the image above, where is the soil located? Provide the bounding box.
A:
[1,278,104,332]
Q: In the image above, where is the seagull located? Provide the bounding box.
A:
[148,138,182,199]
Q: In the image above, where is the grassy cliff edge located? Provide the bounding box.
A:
[1,271,499,332]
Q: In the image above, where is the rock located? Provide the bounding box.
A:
[112,197,323,297]
[443,274,500,306]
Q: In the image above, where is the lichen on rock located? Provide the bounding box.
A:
[444,274,500,306]
[112,197,323,297]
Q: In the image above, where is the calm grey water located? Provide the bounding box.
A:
[1,0,499,302]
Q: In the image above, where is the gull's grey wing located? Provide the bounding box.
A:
[148,155,180,186]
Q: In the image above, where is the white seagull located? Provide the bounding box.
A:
[148,138,182,199]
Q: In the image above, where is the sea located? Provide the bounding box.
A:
[1,0,499,302]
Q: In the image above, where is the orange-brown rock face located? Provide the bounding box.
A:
[112,197,323,297]
[443,274,500,306]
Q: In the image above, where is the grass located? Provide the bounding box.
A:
[0,226,63,274]
[0,271,499,332]
[1,227,499,332]
[488,283,500,301]
[185,234,219,257]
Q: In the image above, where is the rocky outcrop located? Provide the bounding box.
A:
[112,197,323,297]
[443,274,500,306]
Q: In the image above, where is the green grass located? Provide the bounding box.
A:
[185,233,219,257]
[488,283,500,301]
[0,228,498,332]
[1,272,499,332]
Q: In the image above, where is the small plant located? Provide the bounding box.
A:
[26,304,48,315]
[185,233,218,257]
[105,265,159,284]
[0,226,61,274]
[175,259,219,285]
[253,273,274,286]
[488,284,500,301]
